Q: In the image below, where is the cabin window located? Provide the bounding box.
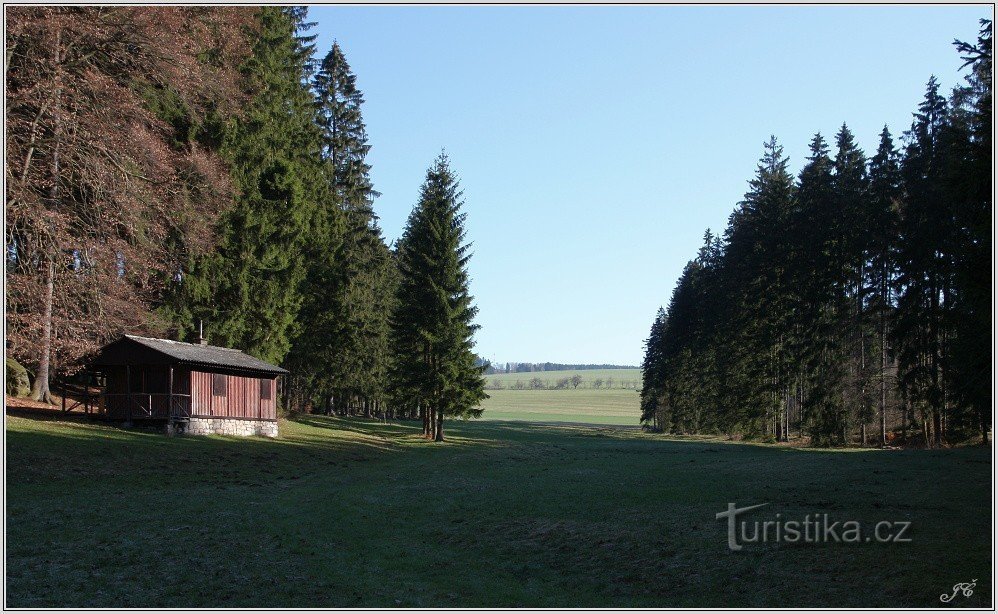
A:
[212,373,227,396]
[260,379,272,400]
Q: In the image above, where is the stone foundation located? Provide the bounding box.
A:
[182,417,278,438]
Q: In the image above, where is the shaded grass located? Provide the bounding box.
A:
[5,413,992,607]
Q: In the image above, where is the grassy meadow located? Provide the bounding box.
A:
[6,411,992,608]
[482,368,641,425]
[480,388,639,425]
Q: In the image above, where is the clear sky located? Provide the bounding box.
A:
[309,5,991,366]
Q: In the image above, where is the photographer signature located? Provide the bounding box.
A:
[940,579,977,603]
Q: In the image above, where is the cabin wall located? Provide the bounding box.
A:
[190,370,277,420]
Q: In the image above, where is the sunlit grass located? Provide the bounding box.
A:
[480,388,639,425]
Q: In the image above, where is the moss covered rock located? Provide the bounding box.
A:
[6,358,31,397]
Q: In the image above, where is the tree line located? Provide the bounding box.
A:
[486,376,640,390]
[6,6,486,440]
[640,20,991,447]
[484,362,638,375]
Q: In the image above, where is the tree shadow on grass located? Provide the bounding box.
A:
[290,414,419,437]
[5,412,513,491]
[288,414,513,450]
[5,412,407,490]
[6,405,105,424]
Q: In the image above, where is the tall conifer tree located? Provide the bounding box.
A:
[948,20,992,442]
[184,7,326,366]
[833,124,871,442]
[788,134,838,441]
[391,155,487,441]
[289,41,393,414]
[896,77,952,447]
[639,307,668,430]
[720,137,796,438]
[867,126,902,445]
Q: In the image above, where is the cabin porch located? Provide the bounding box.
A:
[91,365,192,422]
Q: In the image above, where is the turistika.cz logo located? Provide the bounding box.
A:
[715,503,912,551]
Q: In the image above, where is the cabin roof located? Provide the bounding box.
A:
[90,335,288,376]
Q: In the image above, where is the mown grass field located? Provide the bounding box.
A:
[483,368,642,424]
[480,388,639,425]
[5,411,991,608]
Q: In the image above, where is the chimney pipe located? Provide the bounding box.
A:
[198,320,207,346]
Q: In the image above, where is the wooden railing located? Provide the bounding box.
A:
[101,394,192,421]
[60,381,101,414]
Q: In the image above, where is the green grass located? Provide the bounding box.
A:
[487,368,641,388]
[480,388,639,425]
[482,369,643,424]
[6,412,991,607]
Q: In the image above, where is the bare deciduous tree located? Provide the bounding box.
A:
[6,7,252,400]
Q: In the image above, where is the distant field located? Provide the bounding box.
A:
[480,388,639,425]
[486,368,641,389]
[482,369,642,425]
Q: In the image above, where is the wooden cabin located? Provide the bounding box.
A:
[88,335,287,437]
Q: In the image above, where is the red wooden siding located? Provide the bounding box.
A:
[190,370,277,420]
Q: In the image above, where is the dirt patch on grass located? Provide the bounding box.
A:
[6,395,67,411]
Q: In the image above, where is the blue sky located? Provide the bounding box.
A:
[309,5,991,366]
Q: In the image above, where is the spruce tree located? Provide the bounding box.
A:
[833,124,871,443]
[658,259,703,433]
[288,41,393,414]
[720,137,796,438]
[639,307,667,430]
[866,126,902,446]
[896,77,952,447]
[390,154,487,441]
[789,133,843,444]
[948,20,992,442]
[185,7,326,366]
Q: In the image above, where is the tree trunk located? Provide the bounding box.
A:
[901,398,909,444]
[434,407,444,442]
[880,303,888,447]
[31,28,63,406]
[930,280,942,448]
[30,258,55,404]
[856,264,866,446]
[798,381,804,439]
